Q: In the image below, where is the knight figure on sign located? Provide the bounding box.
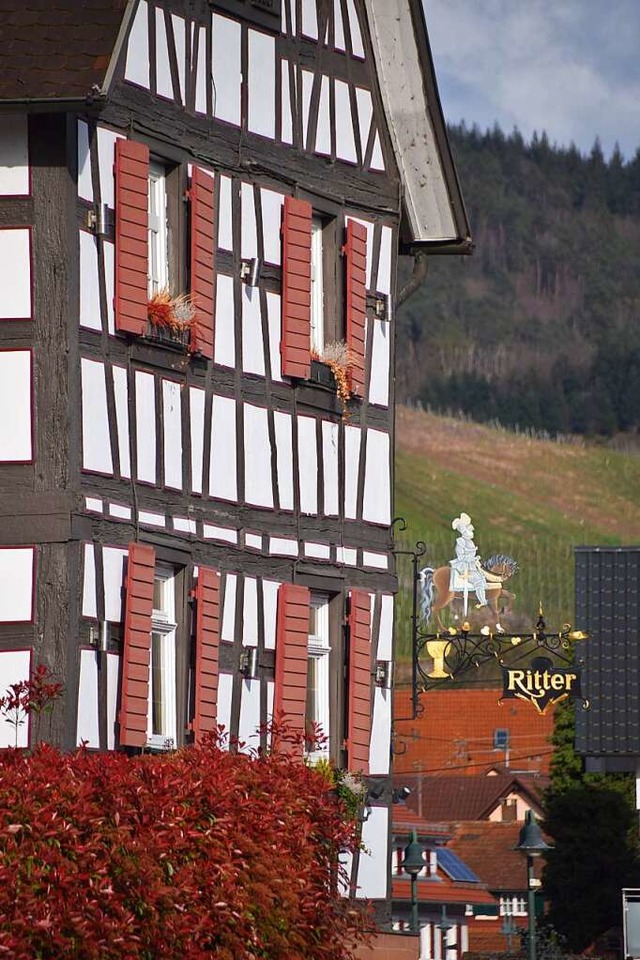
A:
[419,512,518,634]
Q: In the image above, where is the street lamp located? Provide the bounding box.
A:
[515,810,552,960]
[402,829,425,935]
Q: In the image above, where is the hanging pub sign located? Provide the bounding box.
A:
[500,656,583,714]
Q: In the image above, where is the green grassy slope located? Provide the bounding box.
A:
[394,407,640,657]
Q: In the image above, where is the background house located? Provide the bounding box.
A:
[392,687,554,955]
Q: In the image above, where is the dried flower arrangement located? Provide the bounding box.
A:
[147,289,195,336]
[311,340,354,415]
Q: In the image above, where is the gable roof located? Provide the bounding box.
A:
[0,0,127,104]
[363,0,471,251]
[399,774,546,822]
[394,687,556,777]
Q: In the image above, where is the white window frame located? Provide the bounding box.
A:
[310,216,325,355]
[306,592,330,759]
[147,566,177,750]
[148,161,169,296]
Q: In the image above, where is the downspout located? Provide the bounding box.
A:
[396,248,429,308]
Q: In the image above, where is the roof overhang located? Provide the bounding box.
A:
[363,0,472,254]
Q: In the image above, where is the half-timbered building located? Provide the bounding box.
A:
[0,0,470,929]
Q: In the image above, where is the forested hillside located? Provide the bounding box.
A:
[397,125,640,437]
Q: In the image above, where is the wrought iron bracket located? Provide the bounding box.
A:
[393,530,589,720]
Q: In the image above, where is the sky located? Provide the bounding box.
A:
[424,0,640,161]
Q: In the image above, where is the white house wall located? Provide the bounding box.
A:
[0,115,29,195]
[356,806,389,899]
[119,1,385,173]
[0,649,31,748]
[79,364,392,533]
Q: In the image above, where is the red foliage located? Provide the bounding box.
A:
[0,736,371,959]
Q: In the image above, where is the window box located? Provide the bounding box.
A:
[310,359,337,390]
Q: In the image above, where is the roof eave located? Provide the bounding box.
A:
[405,0,472,248]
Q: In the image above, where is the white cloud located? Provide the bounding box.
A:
[424,0,640,159]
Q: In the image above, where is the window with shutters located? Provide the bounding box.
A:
[282,197,366,393]
[147,566,178,750]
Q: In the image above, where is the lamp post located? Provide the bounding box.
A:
[515,810,552,960]
[402,829,425,935]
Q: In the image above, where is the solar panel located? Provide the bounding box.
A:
[437,848,480,882]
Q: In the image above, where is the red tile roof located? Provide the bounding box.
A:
[394,687,555,776]
[398,774,546,822]
[447,820,546,892]
[392,877,497,907]
[0,1,126,101]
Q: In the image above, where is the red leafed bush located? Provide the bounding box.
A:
[0,737,371,959]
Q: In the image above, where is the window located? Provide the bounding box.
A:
[305,593,331,758]
[148,161,169,296]
[311,215,342,355]
[310,217,325,353]
[147,567,177,749]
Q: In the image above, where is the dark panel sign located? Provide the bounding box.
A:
[575,547,640,763]
[211,0,281,32]
[501,656,582,714]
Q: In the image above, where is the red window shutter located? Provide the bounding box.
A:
[345,220,368,396]
[274,583,310,751]
[119,542,155,748]
[115,139,150,336]
[347,589,372,774]
[281,195,312,379]
[192,566,221,743]
[190,166,215,360]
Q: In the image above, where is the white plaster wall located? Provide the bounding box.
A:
[212,14,241,126]
[112,365,131,479]
[77,649,100,747]
[82,544,97,619]
[244,403,273,508]
[135,371,156,484]
[125,0,150,88]
[0,115,29,195]
[0,229,30,319]
[322,420,339,516]
[344,424,361,520]
[356,807,388,898]
[79,230,101,331]
[274,411,294,510]
[210,395,238,501]
[189,386,205,494]
[103,546,128,623]
[81,358,113,474]
[241,287,265,376]
[162,379,183,490]
[155,7,173,99]
[195,25,208,114]
[221,573,237,642]
[369,318,390,406]
[248,31,275,139]
[298,415,318,514]
[243,577,258,646]
[0,548,34,622]
[214,273,235,367]
[0,649,31,748]
[363,428,391,524]
[262,580,279,651]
